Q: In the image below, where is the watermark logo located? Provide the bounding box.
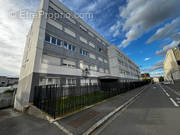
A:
[9,9,94,20]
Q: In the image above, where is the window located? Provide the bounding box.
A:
[72,46,75,51]
[105,69,109,73]
[47,19,63,30]
[62,59,76,68]
[80,36,87,44]
[68,44,76,51]
[80,49,88,56]
[102,42,106,46]
[89,53,96,59]
[97,38,101,42]
[80,25,87,32]
[45,34,51,42]
[57,39,61,46]
[68,45,72,50]
[42,55,60,66]
[64,27,76,37]
[64,42,75,51]
[90,65,97,71]
[88,31,94,37]
[89,42,95,48]
[66,16,76,24]
[104,59,108,63]
[65,78,76,86]
[91,79,98,85]
[177,60,180,65]
[98,57,103,62]
[99,68,104,73]
[98,48,102,52]
[64,42,68,49]
[51,37,56,44]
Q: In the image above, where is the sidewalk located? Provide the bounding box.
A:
[56,86,147,135]
[0,108,65,135]
[0,86,147,135]
[168,81,180,94]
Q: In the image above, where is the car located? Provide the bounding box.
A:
[162,81,170,85]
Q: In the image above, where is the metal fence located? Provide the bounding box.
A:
[33,81,149,118]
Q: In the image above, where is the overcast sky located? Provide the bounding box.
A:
[0,0,180,77]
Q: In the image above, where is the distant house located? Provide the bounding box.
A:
[141,73,151,80]
[141,73,150,78]
[0,76,8,87]
[153,77,159,83]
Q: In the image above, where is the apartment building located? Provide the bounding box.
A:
[164,44,180,82]
[108,45,141,80]
[14,0,141,111]
[14,0,111,110]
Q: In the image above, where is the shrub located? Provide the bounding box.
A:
[3,89,14,94]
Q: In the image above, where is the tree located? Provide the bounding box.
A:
[159,76,164,82]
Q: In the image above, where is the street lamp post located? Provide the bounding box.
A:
[82,68,90,85]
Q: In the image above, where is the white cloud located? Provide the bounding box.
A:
[150,71,164,77]
[149,60,164,72]
[156,41,179,55]
[0,0,37,76]
[110,21,122,37]
[147,17,180,43]
[114,0,180,47]
[144,57,150,61]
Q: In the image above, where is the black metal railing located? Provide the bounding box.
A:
[33,81,149,118]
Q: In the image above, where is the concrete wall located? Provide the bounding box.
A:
[0,93,14,109]
[14,0,49,111]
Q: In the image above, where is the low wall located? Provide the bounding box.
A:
[0,93,14,109]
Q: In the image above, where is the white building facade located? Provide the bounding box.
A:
[108,45,141,80]
[14,0,141,111]
[164,45,180,82]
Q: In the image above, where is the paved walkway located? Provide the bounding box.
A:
[57,86,148,135]
[0,109,65,135]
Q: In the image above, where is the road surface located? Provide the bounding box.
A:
[95,83,180,135]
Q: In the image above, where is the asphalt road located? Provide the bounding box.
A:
[96,83,180,135]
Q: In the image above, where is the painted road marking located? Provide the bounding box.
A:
[176,98,180,100]
[177,101,180,104]
[159,84,179,107]
[170,98,179,107]
[165,92,170,97]
[160,85,170,97]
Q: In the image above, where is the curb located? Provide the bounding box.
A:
[82,86,148,135]
[53,121,73,135]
